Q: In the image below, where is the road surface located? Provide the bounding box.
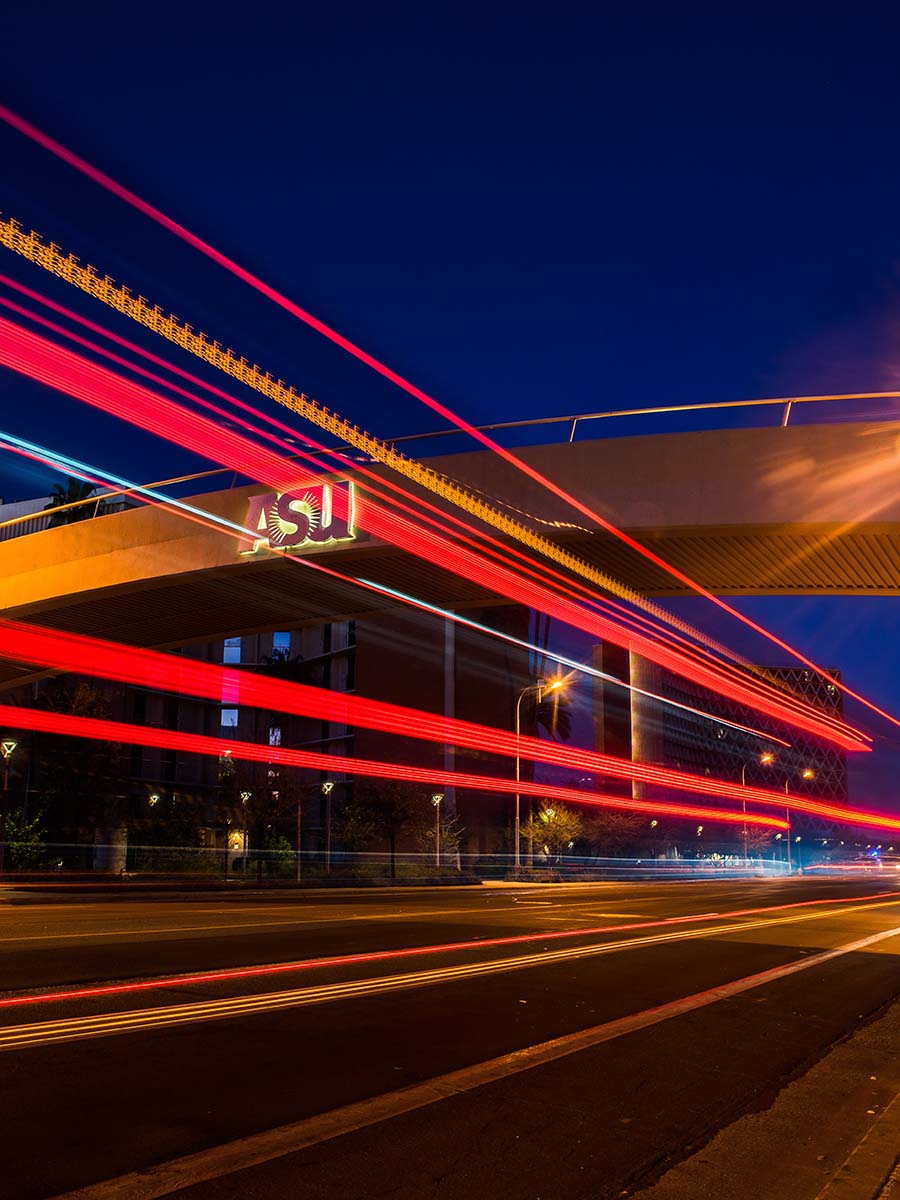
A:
[1,877,898,1198]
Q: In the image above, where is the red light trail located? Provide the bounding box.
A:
[3,621,899,831]
[0,274,775,680]
[2,104,891,732]
[0,703,789,832]
[0,425,792,753]
[1,891,893,1011]
[0,313,866,749]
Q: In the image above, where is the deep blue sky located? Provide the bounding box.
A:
[2,3,900,800]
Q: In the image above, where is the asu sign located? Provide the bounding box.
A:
[239,483,357,554]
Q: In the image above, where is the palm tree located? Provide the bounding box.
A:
[42,478,98,527]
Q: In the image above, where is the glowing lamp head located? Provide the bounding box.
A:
[760,752,775,766]
[0,739,17,759]
[431,793,443,807]
[148,792,160,807]
[802,768,815,781]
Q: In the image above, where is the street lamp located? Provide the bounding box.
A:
[431,794,443,868]
[322,781,334,874]
[740,751,777,871]
[761,758,814,875]
[514,678,565,872]
[240,790,251,875]
[0,739,17,875]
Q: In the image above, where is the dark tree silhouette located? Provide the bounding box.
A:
[42,478,98,527]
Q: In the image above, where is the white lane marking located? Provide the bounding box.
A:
[51,921,900,1200]
[7,900,895,1051]
[0,907,489,944]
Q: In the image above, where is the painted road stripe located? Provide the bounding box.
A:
[4,899,898,1053]
[0,906,495,943]
[50,921,900,1200]
[3,893,896,1013]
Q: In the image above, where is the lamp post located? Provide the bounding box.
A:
[322,780,334,873]
[0,739,17,875]
[739,763,750,870]
[514,678,564,872]
[240,790,251,876]
[761,755,814,876]
[740,751,775,871]
[431,794,443,868]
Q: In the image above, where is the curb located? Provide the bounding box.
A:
[815,1090,900,1200]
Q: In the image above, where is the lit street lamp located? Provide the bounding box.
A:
[514,678,564,873]
[740,751,777,870]
[322,780,334,873]
[0,738,17,875]
[761,756,814,875]
[431,793,443,868]
[240,790,251,875]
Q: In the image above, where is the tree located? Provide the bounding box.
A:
[42,477,98,526]
[34,681,126,864]
[583,810,646,858]
[255,649,306,683]
[332,795,380,854]
[359,780,430,879]
[217,755,301,881]
[1,807,46,870]
[523,802,583,862]
[417,812,465,869]
[744,826,776,857]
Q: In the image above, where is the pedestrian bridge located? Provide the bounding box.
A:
[2,422,899,687]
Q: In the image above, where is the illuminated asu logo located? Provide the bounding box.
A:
[239,483,357,554]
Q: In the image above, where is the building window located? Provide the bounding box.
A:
[269,725,282,746]
[221,708,239,729]
[272,631,291,655]
[223,637,241,665]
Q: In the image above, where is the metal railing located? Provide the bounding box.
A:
[389,388,900,448]
[4,389,899,543]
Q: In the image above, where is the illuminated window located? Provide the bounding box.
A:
[272,631,290,655]
[221,708,239,729]
[223,637,241,664]
[269,725,282,746]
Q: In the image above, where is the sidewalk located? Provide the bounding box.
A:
[634,998,900,1200]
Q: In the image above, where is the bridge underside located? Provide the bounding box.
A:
[2,520,899,694]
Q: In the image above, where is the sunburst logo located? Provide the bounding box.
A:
[266,489,322,548]
[240,483,357,554]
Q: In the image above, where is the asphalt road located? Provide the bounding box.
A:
[1,877,899,1199]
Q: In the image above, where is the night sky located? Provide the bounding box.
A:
[2,4,900,802]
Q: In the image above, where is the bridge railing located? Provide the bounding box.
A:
[4,389,899,542]
[388,388,900,453]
